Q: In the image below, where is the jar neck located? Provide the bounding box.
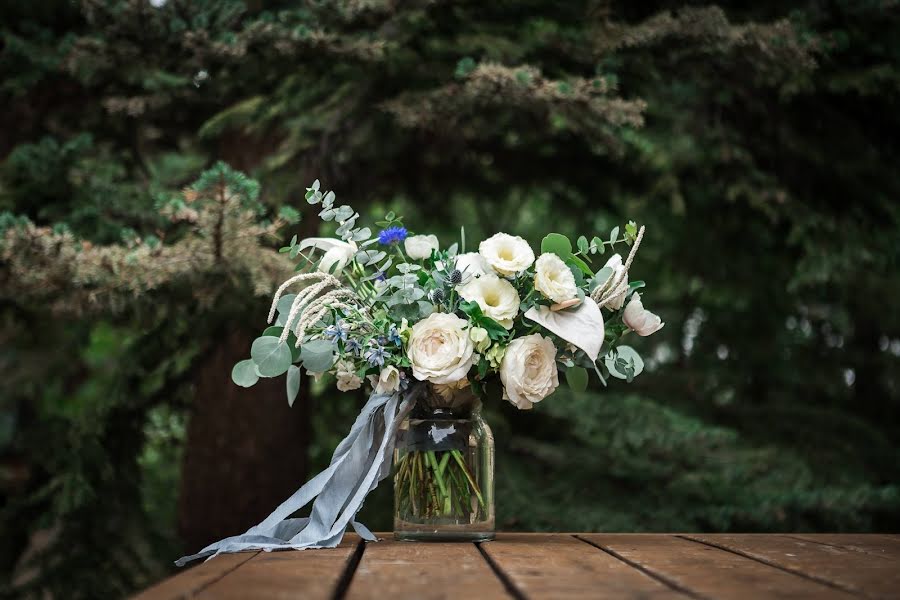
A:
[412,381,481,419]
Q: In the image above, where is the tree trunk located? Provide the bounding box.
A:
[177,330,310,552]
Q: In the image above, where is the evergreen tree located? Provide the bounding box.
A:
[1,1,898,597]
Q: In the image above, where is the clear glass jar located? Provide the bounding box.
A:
[393,384,495,541]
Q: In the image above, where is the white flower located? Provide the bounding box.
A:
[454,252,491,279]
[458,274,520,329]
[533,253,578,303]
[298,237,357,275]
[405,234,439,260]
[594,254,628,310]
[499,334,559,410]
[407,312,477,384]
[334,359,362,391]
[469,326,491,352]
[623,292,665,336]
[479,233,535,276]
[368,365,401,394]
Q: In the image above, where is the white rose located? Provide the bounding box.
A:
[404,234,439,260]
[499,334,560,410]
[533,253,578,304]
[454,252,491,279]
[334,359,362,392]
[298,237,358,275]
[623,292,665,336]
[407,312,477,384]
[458,274,520,329]
[479,233,535,276]
[368,365,401,394]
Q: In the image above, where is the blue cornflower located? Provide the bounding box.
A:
[377,226,408,246]
[364,345,389,367]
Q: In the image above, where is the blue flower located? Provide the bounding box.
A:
[323,325,341,342]
[344,338,362,354]
[365,345,389,367]
[378,226,408,246]
[387,324,402,346]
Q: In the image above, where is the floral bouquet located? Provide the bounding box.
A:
[179,180,662,561]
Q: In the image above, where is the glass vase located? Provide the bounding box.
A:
[393,383,495,541]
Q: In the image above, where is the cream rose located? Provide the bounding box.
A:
[623,292,665,336]
[479,233,535,276]
[368,365,402,394]
[405,234,439,260]
[533,252,578,303]
[458,274,520,329]
[499,334,559,410]
[407,312,477,384]
[334,359,362,392]
[454,252,491,279]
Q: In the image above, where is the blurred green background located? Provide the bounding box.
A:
[1,0,899,597]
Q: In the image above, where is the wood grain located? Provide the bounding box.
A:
[195,538,360,600]
[132,551,259,600]
[345,538,509,600]
[581,534,855,600]
[684,534,900,599]
[481,533,679,599]
[785,534,900,560]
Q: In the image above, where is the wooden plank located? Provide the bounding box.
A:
[786,534,900,560]
[346,537,509,600]
[481,533,681,599]
[132,551,259,600]
[684,534,900,599]
[581,534,856,600]
[195,538,361,600]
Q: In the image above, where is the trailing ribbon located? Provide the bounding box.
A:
[175,385,422,566]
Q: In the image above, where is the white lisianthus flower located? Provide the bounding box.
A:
[499,334,559,410]
[533,253,578,304]
[405,234,439,260]
[407,312,477,384]
[469,326,491,352]
[454,252,491,279]
[298,237,358,274]
[458,274,520,329]
[368,365,402,394]
[479,233,535,276]
[623,292,665,336]
[334,359,362,392]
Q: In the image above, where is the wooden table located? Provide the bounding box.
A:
[135,533,900,599]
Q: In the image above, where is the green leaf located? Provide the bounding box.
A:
[300,339,336,373]
[629,280,646,291]
[277,294,297,317]
[604,345,644,380]
[567,254,593,276]
[231,359,259,388]
[589,266,614,292]
[577,236,589,253]
[609,226,620,245]
[262,326,283,337]
[251,337,293,377]
[566,366,589,392]
[459,300,484,319]
[541,233,572,258]
[286,365,301,407]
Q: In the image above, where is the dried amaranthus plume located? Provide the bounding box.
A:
[591,225,645,309]
[266,272,362,346]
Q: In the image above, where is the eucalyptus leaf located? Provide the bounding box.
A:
[300,339,336,373]
[541,233,572,258]
[577,236,589,253]
[589,267,614,292]
[286,365,301,407]
[604,345,644,380]
[262,326,284,337]
[566,366,589,392]
[251,337,293,377]
[231,359,259,388]
[609,226,620,245]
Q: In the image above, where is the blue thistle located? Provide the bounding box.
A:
[378,226,408,246]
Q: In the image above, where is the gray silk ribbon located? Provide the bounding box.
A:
[175,385,421,566]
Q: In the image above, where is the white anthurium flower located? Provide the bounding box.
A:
[479,233,535,276]
[593,254,629,310]
[405,234,439,260]
[534,252,578,303]
[458,274,520,329]
[499,334,560,410]
[454,252,491,280]
[298,237,358,274]
[407,312,477,384]
[524,297,605,362]
[368,365,402,394]
[623,292,665,336]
